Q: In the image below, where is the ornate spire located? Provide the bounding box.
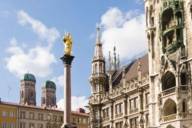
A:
[107,45,120,72]
[137,59,142,82]
[137,59,141,71]
[93,26,104,60]
[113,46,117,71]
[117,54,120,69]
[108,51,112,71]
[96,25,101,44]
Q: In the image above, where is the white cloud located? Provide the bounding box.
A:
[5,10,60,78]
[6,38,56,77]
[57,96,88,112]
[52,75,64,87]
[100,7,147,62]
[17,10,60,47]
[101,7,125,29]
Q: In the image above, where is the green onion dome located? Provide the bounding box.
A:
[45,80,56,90]
[21,73,36,82]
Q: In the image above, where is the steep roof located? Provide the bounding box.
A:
[125,54,148,81]
[111,54,148,86]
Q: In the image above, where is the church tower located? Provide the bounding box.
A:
[41,80,56,108]
[145,0,192,127]
[20,73,36,106]
[89,27,107,128]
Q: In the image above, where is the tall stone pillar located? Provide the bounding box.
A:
[61,55,74,127]
[61,33,76,128]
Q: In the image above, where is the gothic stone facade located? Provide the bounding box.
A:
[89,27,149,128]
[146,0,192,127]
[89,0,192,128]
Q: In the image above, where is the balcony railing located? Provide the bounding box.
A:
[162,87,175,96]
[179,85,188,92]
[163,114,176,121]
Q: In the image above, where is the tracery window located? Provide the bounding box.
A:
[162,71,176,91]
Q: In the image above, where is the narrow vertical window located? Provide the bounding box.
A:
[182,99,186,113]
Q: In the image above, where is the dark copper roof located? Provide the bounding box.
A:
[125,54,148,81]
[111,54,148,86]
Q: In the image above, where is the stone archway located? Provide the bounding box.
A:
[163,99,177,121]
[163,99,177,116]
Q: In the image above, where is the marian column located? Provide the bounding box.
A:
[61,33,75,128]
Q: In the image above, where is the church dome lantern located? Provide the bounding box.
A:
[21,73,36,83]
[44,80,56,90]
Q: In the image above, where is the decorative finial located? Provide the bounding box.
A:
[117,54,120,69]
[113,46,116,52]
[96,25,101,44]
[108,51,112,71]
[113,46,117,70]
[63,32,73,56]
[137,59,142,71]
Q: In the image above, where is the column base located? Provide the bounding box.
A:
[61,123,77,128]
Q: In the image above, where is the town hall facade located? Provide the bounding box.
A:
[89,0,192,128]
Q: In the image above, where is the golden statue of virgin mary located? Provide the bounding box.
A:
[63,32,73,55]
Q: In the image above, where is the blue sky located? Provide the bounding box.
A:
[0,0,145,110]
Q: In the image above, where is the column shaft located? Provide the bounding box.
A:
[64,64,71,124]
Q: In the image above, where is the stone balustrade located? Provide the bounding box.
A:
[163,114,176,122]
[162,87,176,96]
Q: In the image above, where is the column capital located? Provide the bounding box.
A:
[61,54,74,65]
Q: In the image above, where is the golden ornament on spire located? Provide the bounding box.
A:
[63,32,73,55]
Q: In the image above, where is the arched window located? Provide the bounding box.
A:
[151,32,155,58]
[176,11,182,25]
[147,33,151,52]
[180,72,187,85]
[163,99,177,117]
[162,71,176,91]
[180,65,187,85]
[99,63,102,73]
[95,63,97,74]
[162,8,174,31]
[188,63,191,84]
[149,5,154,26]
